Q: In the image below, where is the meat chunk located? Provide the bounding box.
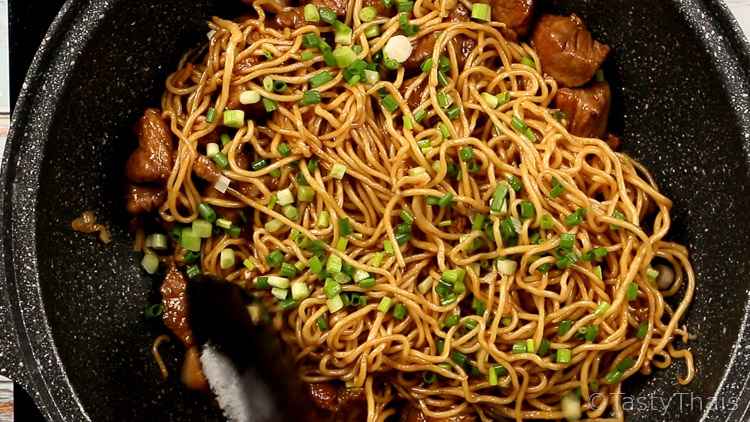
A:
[490,0,535,39]
[308,0,346,16]
[193,154,222,183]
[555,81,611,138]
[531,14,610,87]
[400,76,428,110]
[402,406,477,422]
[273,7,306,29]
[309,382,339,411]
[125,184,166,215]
[126,109,174,183]
[605,133,621,150]
[161,262,193,347]
[404,4,476,71]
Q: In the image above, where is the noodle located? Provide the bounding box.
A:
[148,1,696,420]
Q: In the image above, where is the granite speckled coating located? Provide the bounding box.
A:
[1,0,750,421]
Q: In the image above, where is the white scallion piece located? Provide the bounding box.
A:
[206,143,220,158]
[276,188,295,206]
[214,175,231,193]
[239,90,261,105]
[384,35,413,63]
[496,259,517,276]
[271,287,288,300]
[266,275,290,289]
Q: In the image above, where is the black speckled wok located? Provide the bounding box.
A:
[1,0,750,420]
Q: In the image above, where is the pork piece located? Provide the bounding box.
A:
[273,7,306,29]
[126,108,174,183]
[404,4,476,71]
[605,133,621,150]
[308,382,366,420]
[402,406,478,422]
[161,262,193,347]
[400,76,429,110]
[489,0,535,39]
[531,14,610,87]
[555,81,611,138]
[125,184,166,215]
[309,0,347,16]
[193,154,222,183]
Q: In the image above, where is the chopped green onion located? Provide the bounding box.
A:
[398,13,419,36]
[421,57,433,73]
[594,302,610,317]
[413,109,427,123]
[556,250,579,269]
[442,314,460,328]
[316,315,329,331]
[214,218,232,230]
[450,351,467,366]
[333,46,356,68]
[610,209,626,230]
[481,92,499,109]
[437,192,454,208]
[358,277,376,289]
[396,0,413,12]
[446,105,460,120]
[338,217,353,236]
[378,297,393,313]
[280,262,298,278]
[300,50,315,61]
[223,109,245,128]
[538,338,551,356]
[526,339,536,353]
[594,266,603,279]
[304,3,320,21]
[309,256,324,274]
[549,177,565,198]
[627,282,638,301]
[316,210,330,228]
[211,152,228,169]
[496,259,517,276]
[184,250,200,264]
[327,294,345,312]
[520,201,535,220]
[276,188,294,206]
[333,21,353,44]
[471,214,486,231]
[267,250,284,267]
[192,220,213,238]
[490,183,509,213]
[558,320,573,336]
[521,56,535,68]
[297,185,315,202]
[336,237,348,251]
[326,255,343,273]
[646,267,659,282]
[438,122,450,138]
[472,297,486,315]
[595,69,605,82]
[437,91,452,108]
[324,278,342,298]
[403,115,414,130]
[206,107,216,123]
[206,143,220,158]
[564,208,586,227]
[583,325,599,342]
[262,76,274,92]
[364,24,381,38]
[262,98,278,112]
[512,342,527,354]
[330,163,347,179]
[299,89,321,106]
[220,248,235,269]
[556,348,572,363]
[265,275,290,289]
[636,322,649,339]
[511,115,536,142]
[264,218,284,233]
[441,268,465,284]
[310,71,333,88]
[220,134,232,146]
[251,159,268,171]
[496,91,511,106]
[559,233,575,250]
[470,3,491,21]
[302,33,321,48]
[423,371,437,384]
[604,370,623,384]
[392,303,407,320]
[180,228,201,252]
[363,69,379,84]
[384,240,395,255]
[141,253,159,274]
[617,357,635,372]
[540,214,554,230]
[463,319,478,331]
[186,265,201,278]
[279,297,297,310]
[381,94,399,112]
[359,6,377,22]
[319,7,337,24]
[273,80,287,93]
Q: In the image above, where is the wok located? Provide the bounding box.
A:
[1,0,750,420]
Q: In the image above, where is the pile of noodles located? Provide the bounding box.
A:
[155,1,695,420]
